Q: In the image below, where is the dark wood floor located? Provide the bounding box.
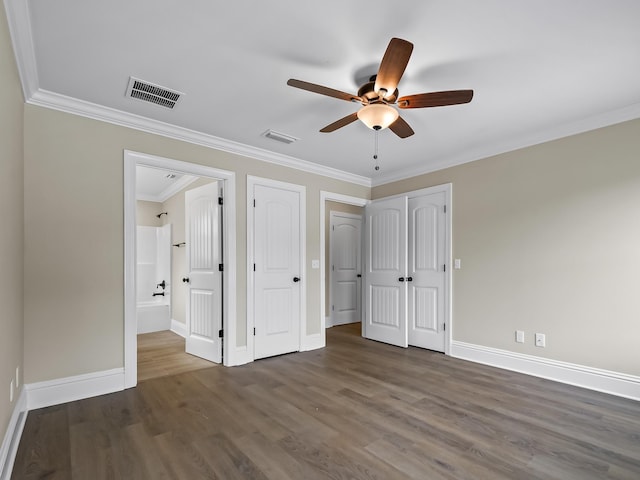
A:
[12,323,640,479]
[137,330,216,382]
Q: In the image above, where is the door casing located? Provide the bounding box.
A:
[124,150,237,388]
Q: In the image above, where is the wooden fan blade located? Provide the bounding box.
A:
[287,79,362,103]
[388,116,414,138]
[398,90,474,109]
[320,112,359,133]
[374,38,414,98]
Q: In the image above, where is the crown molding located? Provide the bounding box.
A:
[4,0,370,187]
[372,101,640,186]
[28,89,372,187]
[3,0,38,100]
[7,0,639,190]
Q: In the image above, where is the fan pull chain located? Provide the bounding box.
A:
[373,129,380,171]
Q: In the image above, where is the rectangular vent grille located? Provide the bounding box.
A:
[126,77,183,109]
[262,129,298,144]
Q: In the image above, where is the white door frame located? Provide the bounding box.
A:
[247,176,306,359]
[328,211,363,328]
[320,192,369,345]
[366,183,453,354]
[124,150,237,389]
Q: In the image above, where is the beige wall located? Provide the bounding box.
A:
[0,3,24,442]
[324,201,364,314]
[23,104,369,383]
[136,200,163,227]
[373,119,640,376]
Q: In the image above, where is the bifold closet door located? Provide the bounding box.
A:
[364,196,408,347]
[407,192,446,352]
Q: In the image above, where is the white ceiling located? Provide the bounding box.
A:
[135,166,197,202]
[7,0,640,185]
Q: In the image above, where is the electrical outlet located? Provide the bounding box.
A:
[535,333,546,347]
[515,330,525,343]
[10,379,14,403]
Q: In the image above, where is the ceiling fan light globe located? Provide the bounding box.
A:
[357,104,399,130]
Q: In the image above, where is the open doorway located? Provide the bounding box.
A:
[320,192,368,344]
[124,151,237,389]
[135,166,220,381]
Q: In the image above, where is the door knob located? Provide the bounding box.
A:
[398,277,405,282]
[182,277,190,283]
[357,274,362,278]
[293,276,301,282]
[406,277,413,282]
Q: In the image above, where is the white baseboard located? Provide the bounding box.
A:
[300,333,325,352]
[170,319,186,338]
[451,341,640,401]
[0,387,27,480]
[25,368,125,410]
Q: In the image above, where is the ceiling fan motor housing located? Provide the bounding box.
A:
[357,81,398,104]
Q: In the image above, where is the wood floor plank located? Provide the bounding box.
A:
[11,323,640,479]
[137,330,216,382]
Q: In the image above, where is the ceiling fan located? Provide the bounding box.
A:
[287,38,473,138]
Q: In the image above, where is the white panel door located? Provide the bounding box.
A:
[330,212,362,326]
[185,181,222,363]
[364,196,408,347]
[408,192,447,351]
[253,183,302,360]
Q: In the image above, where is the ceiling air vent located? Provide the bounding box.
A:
[126,77,183,109]
[262,129,298,145]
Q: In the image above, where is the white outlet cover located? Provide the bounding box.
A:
[311,259,320,269]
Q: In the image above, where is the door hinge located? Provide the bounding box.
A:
[443,264,446,272]
[332,305,335,311]
[218,329,224,338]
[218,264,224,272]
[443,205,447,213]
[253,263,256,271]
[443,323,446,331]
[253,199,256,207]
[218,196,223,206]
[253,327,256,336]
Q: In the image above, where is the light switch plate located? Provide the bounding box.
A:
[311,259,320,269]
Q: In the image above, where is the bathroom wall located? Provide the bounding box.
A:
[136,200,163,227]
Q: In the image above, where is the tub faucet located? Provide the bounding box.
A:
[157,280,166,289]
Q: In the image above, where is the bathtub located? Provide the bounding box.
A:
[137,299,171,334]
